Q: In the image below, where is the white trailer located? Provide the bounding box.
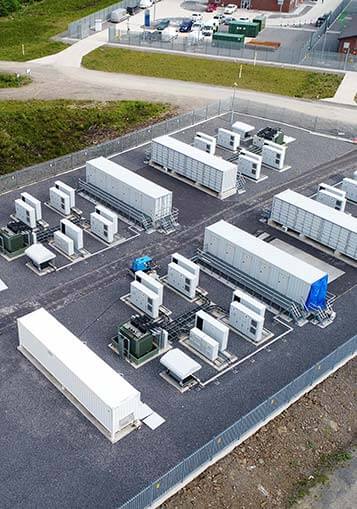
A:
[171,253,200,285]
[150,135,237,199]
[90,212,114,243]
[86,157,172,223]
[60,219,83,251]
[17,308,141,443]
[189,327,219,361]
[193,132,216,155]
[167,262,197,299]
[203,220,329,310]
[231,121,254,140]
[261,141,287,171]
[195,310,229,352]
[229,301,264,343]
[271,189,357,261]
[130,280,160,319]
[95,204,118,234]
[238,150,262,181]
[53,231,74,256]
[50,187,71,215]
[15,199,36,228]
[341,178,357,203]
[21,193,42,221]
[54,181,75,208]
[217,128,240,152]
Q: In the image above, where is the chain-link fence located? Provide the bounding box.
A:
[1,96,356,195]
[119,335,356,509]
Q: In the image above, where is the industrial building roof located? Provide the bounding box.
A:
[18,308,140,408]
[152,135,237,173]
[160,348,201,380]
[206,220,327,284]
[25,244,56,264]
[275,189,357,233]
[87,157,172,199]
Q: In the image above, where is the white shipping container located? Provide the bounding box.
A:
[95,204,118,234]
[341,178,357,203]
[238,151,262,180]
[17,308,141,441]
[90,212,114,243]
[50,187,71,215]
[271,189,357,261]
[130,280,160,319]
[261,142,286,170]
[229,301,264,343]
[21,193,42,221]
[203,220,329,309]
[60,219,83,251]
[55,181,75,208]
[195,310,229,352]
[316,189,346,212]
[53,231,74,256]
[135,271,163,304]
[168,262,197,299]
[217,128,240,152]
[171,252,200,285]
[86,157,172,222]
[150,135,237,198]
[232,288,266,317]
[15,199,36,228]
[189,327,219,361]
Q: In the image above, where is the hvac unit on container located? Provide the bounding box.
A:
[193,132,216,155]
[60,219,83,251]
[189,327,219,361]
[150,135,237,199]
[217,128,240,152]
[15,199,37,228]
[231,121,254,140]
[238,150,262,181]
[53,231,74,256]
[167,253,200,299]
[229,289,266,343]
[316,183,346,212]
[21,193,42,221]
[130,271,163,319]
[17,308,141,443]
[261,141,287,171]
[85,157,173,228]
[202,220,329,317]
[341,178,357,203]
[270,189,357,261]
[194,310,229,352]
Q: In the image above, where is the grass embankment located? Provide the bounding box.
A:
[0,72,31,88]
[83,48,343,99]
[0,0,115,61]
[0,100,169,174]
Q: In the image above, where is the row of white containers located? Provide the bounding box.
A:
[150,135,237,198]
[271,189,357,261]
[86,157,173,223]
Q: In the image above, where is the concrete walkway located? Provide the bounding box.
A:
[325,71,357,106]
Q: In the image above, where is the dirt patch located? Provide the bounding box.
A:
[162,358,357,509]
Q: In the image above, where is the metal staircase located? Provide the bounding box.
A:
[157,208,179,235]
[236,172,246,193]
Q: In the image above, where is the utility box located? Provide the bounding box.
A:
[229,301,264,343]
[342,177,357,203]
[212,32,245,48]
[171,252,200,285]
[261,141,287,171]
[135,271,163,304]
[229,21,260,37]
[195,310,229,352]
[95,204,118,234]
[189,327,219,361]
[217,128,240,152]
[231,121,254,140]
[193,132,216,155]
[317,183,346,212]
[130,280,160,319]
[50,187,71,215]
[60,219,83,251]
[253,15,266,31]
[90,212,114,243]
[53,231,75,256]
[15,199,36,228]
[0,228,27,253]
[21,193,42,221]
[238,150,262,180]
[55,181,75,209]
[167,262,197,299]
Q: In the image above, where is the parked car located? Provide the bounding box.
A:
[156,18,170,30]
[110,8,129,23]
[202,19,215,36]
[315,12,330,27]
[213,13,225,27]
[191,12,203,22]
[179,18,193,32]
[224,16,236,25]
[224,4,237,14]
[126,4,140,15]
[139,0,153,8]
[206,2,218,12]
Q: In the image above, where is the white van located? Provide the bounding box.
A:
[110,8,128,22]
[202,19,215,36]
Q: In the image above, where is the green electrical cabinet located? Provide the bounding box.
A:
[0,229,26,253]
[212,32,245,48]
[228,21,260,38]
[253,15,266,31]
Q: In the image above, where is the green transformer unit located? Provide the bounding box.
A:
[252,15,266,32]
[212,32,245,48]
[228,21,260,38]
[115,318,160,366]
[0,228,27,254]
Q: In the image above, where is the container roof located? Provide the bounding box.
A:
[275,189,357,234]
[87,157,172,199]
[152,135,237,173]
[160,348,201,380]
[25,244,56,264]
[18,308,140,408]
[205,220,327,284]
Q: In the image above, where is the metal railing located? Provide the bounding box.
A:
[120,334,356,509]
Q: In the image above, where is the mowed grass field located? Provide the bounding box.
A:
[0,72,31,88]
[0,0,114,61]
[83,48,343,99]
[0,100,169,174]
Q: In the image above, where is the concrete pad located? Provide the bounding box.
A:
[143,412,165,430]
[270,238,344,282]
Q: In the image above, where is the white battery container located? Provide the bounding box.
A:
[171,252,200,285]
[231,121,254,140]
[15,199,36,228]
[53,230,74,256]
[21,193,42,221]
[229,301,264,343]
[189,327,219,361]
[217,128,240,152]
[50,187,71,215]
[60,219,83,251]
[95,204,118,234]
[238,150,262,180]
[55,181,75,208]
[261,141,287,170]
[90,212,114,243]
[135,271,163,304]
[130,280,160,319]
[167,262,197,299]
[341,178,357,203]
[195,310,229,352]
